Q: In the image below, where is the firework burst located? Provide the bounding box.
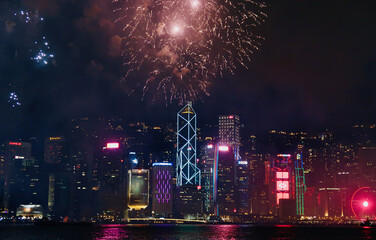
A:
[114,0,266,104]
[14,10,44,24]
[30,36,55,66]
[8,90,21,108]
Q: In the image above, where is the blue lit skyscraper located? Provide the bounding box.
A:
[176,102,201,186]
[201,143,215,214]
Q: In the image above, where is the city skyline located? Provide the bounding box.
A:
[1,114,375,223]
[0,1,376,237]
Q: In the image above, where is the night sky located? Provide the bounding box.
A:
[0,0,375,139]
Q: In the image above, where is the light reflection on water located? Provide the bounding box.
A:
[92,224,247,240]
[90,224,295,240]
[0,224,375,240]
[92,225,128,240]
[362,226,373,239]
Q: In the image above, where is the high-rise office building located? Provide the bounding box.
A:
[218,115,240,149]
[128,169,149,210]
[219,116,243,216]
[236,159,250,215]
[4,141,42,213]
[317,187,342,217]
[71,142,94,219]
[152,163,172,217]
[176,102,201,186]
[175,185,203,218]
[358,147,376,185]
[214,145,236,218]
[98,142,126,219]
[295,153,306,216]
[201,143,215,214]
[45,137,71,217]
[125,122,157,169]
[44,137,66,164]
[269,154,295,216]
[304,187,318,217]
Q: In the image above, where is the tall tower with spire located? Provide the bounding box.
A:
[176,102,201,186]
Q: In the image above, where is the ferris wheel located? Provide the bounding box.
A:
[351,187,376,220]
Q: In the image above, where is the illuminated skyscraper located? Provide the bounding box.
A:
[128,169,149,210]
[98,142,126,218]
[176,102,201,186]
[270,154,295,216]
[318,187,342,217]
[295,153,306,216]
[219,115,243,213]
[71,142,94,219]
[125,122,152,169]
[236,159,250,215]
[4,141,42,213]
[214,145,237,217]
[152,163,172,217]
[44,137,65,164]
[201,143,215,214]
[218,115,240,149]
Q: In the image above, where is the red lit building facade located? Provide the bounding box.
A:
[269,154,295,216]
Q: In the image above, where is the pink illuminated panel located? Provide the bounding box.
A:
[218,146,229,151]
[276,181,289,191]
[106,143,119,149]
[228,115,234,119]
[276,172,289,179]
[155,169,172,204]
[277,193,290,204]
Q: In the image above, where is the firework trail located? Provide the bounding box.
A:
[114,0,266,104]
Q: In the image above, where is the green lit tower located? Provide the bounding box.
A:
[295,153,306,216]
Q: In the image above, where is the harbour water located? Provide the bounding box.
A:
[0,224,375,240]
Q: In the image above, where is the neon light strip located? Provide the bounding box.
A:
[213,143,219,216]
[152,162,173,166]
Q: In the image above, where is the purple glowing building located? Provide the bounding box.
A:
[152,163,173,217]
